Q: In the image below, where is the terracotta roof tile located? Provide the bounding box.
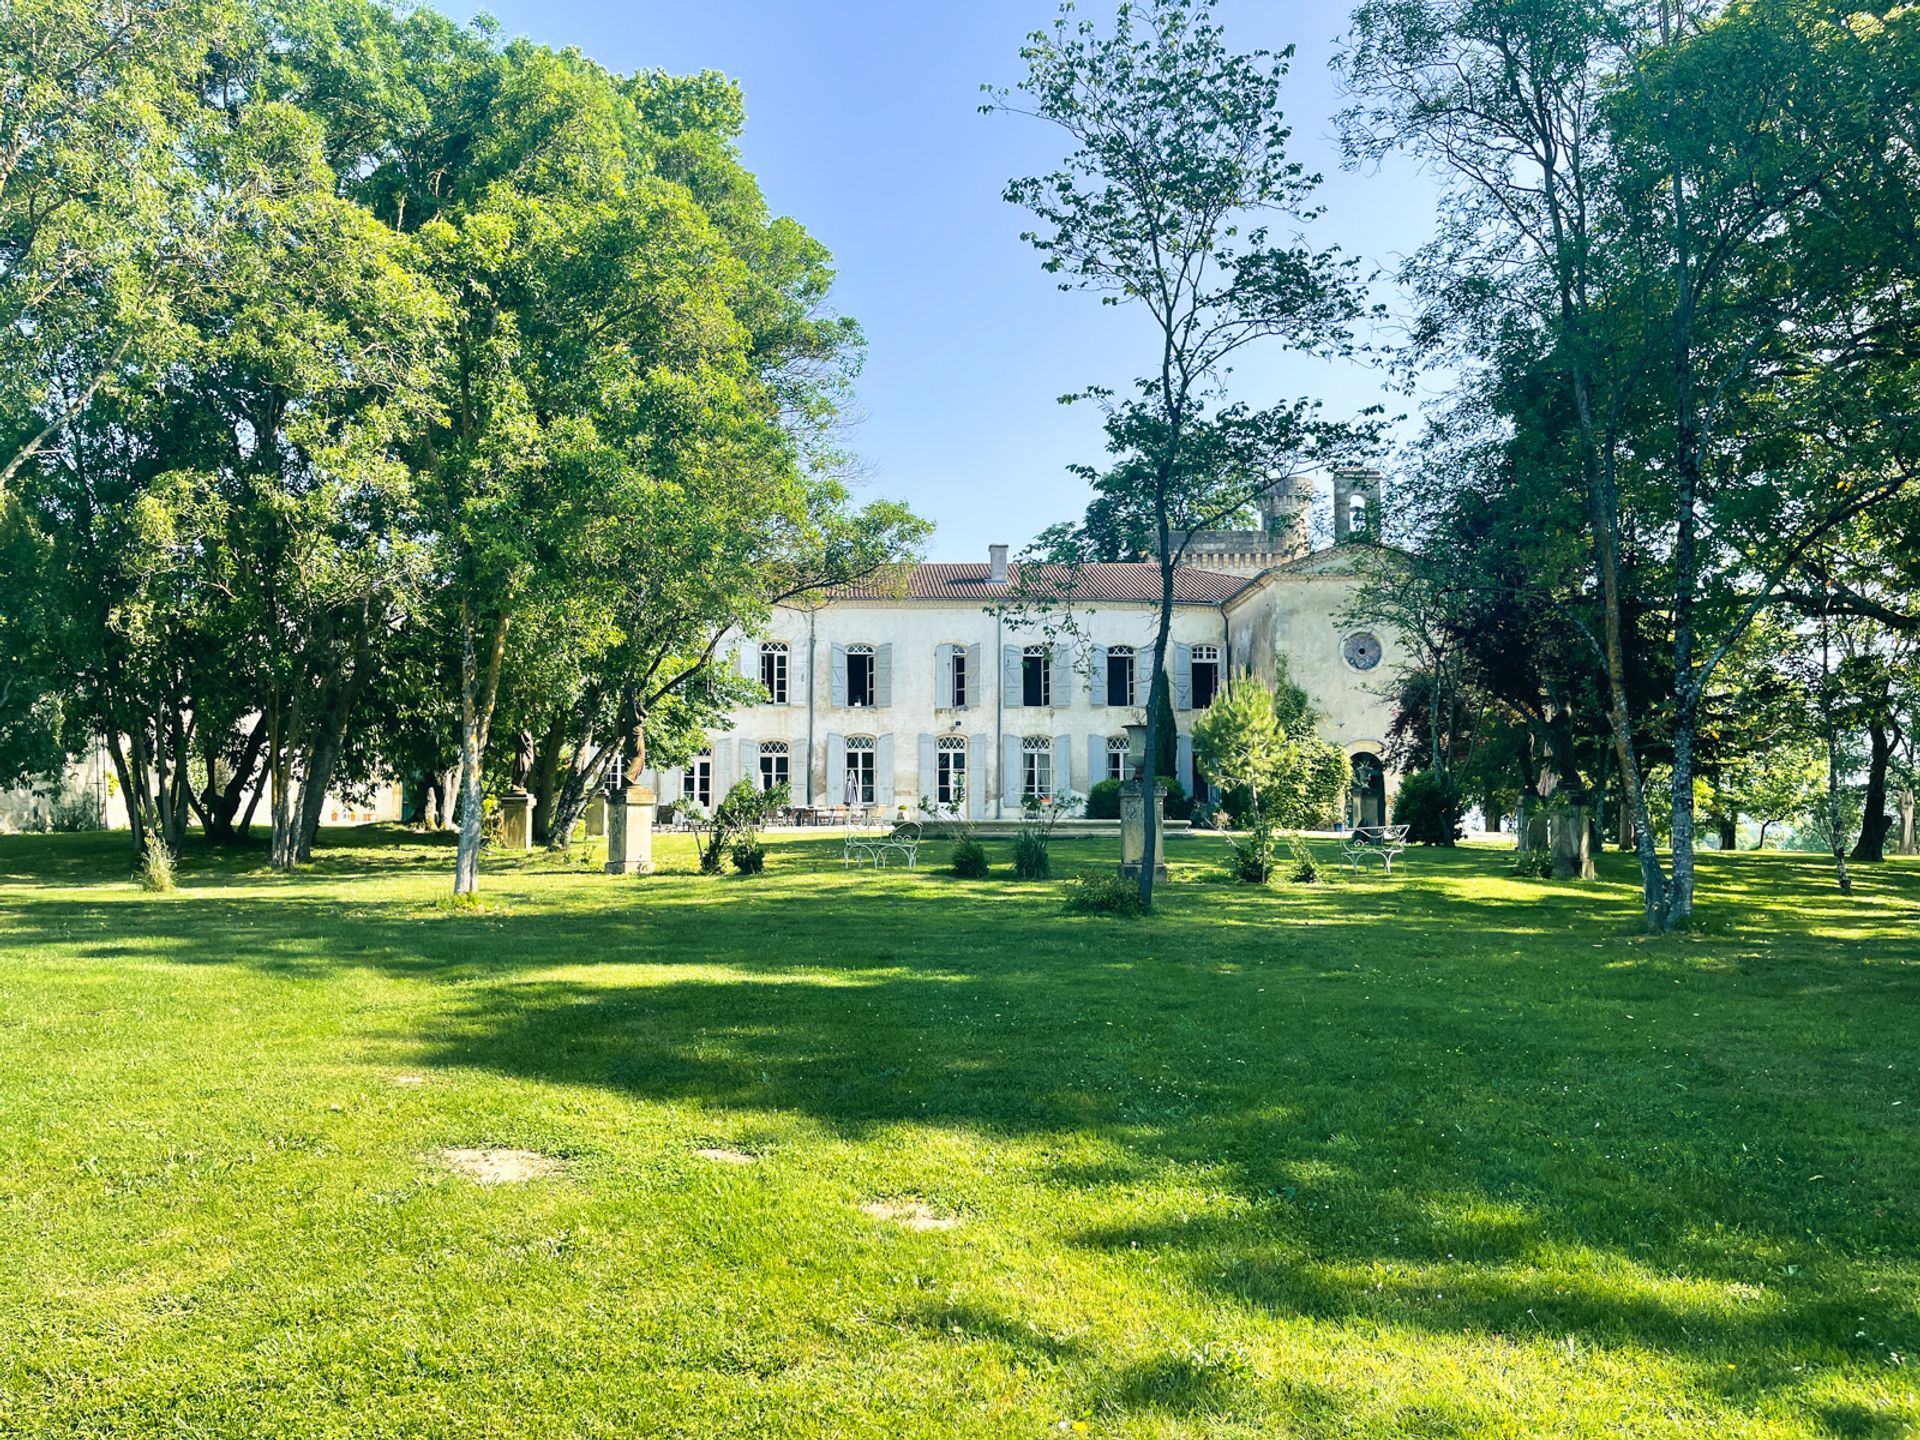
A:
[831,562,1251,605]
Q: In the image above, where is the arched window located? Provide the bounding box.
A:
[1021,734,1053,799]
[845,644,875,707]
[1348,492,1370,537]
[759,642,788,704]
[1190,644,1221,708]
[1106,645,1135,706]
[936,735,968,806]
[843,734,876,804]
[758,740,789,791]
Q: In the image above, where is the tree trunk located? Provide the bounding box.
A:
[1826,724,1852,895]
[1716,816,1737,852]
[1755,820,1772,851]
[530,715,567,845]
[1849,721,1893,862]
[453,604,510,898]
[202,723,266,843]
[1666,711,1698,927]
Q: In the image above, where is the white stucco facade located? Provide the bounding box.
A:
[643,540,1404,824]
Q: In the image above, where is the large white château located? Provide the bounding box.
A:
[638,469,1402,824]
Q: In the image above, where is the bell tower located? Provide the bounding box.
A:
[1333,467,1384,543]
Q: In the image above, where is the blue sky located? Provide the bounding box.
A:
[465,0,1442,559]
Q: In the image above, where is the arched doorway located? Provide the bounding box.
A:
[1349,751,1386,829]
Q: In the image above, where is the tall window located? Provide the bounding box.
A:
[937,736,968,806]
[683,752,712,810]
[1022,735,1052,800]
[759,741,789,791]
[1191,644,1220,709]
[843,735,876,804]
[1022,646,1051,707]
[1106,735,1130,783]
[846,644,875,707]
[950,648,968,707]
[759,643,788,704]
[1107,645,1135,706]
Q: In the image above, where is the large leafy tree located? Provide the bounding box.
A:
[990,0,1375,911]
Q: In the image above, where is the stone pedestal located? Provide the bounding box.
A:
[497,789,533,851]
[604,786,656,875]
[1550,804,1597,880]
[585,794,607,839]
[1118,779,1168,881]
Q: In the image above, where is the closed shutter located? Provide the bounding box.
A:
[1001,734,1022,808]
[740,737,757,788]
[826,733,844,803]
[967,733,986,816]
[966,644,982,708]
[1174,642,1193,710]
[1090,645,1108,705]
[918,733,936,807]
[1051,644,1072,708]
[876,734,895,808]
[1177,734,1194,794]
[934,645,954,708]
[662,766,683,802]
[1088,735,1105,788]
[876,643,893,707]
[1002,645,1022,707]
[1053,733,1072,797]
[830,642,847,707]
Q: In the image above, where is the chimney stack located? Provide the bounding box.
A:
[988,543,1009,584]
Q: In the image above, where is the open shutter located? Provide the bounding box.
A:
[968,733,986,816]
[830,642,847,707]
[740,737,757,788]
[739,642,756,682]
[1053,733,1072,797]
[1088,735,1105,789]
[1051,644,1072,708]
[1177,734,1195,795]
[966,644,982,707]
[1174,642,1193,710]
[918,733,936,808]
[1134,648,1151,708]
[826,733,845,803]
[1002,734,1022,808]
[934,645,954,708]
[1090,645,1108,706]
[662,766,683,802]
[876,734,895,808]
[876,643,893,707]
[1002,645,1022,707]
[712,739,731,797]
[788,641,807,708]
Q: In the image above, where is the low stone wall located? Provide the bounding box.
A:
[917,818,1194,840]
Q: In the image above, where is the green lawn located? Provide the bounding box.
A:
[1,829,1915,1438]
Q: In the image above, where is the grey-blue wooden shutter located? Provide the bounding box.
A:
[934,645,954,708]
[739,642,756,682]
[713,740,731,797]
[1088,735,1105,788]
[1002,734,1022,806]
[1134,647,1151,707]
[1174,642,1193,710]
[918,733,935,806]
[740,737,756,787]
[967,733,986,815]
[875,734,895,807]
[662,766,683,801]
[826,733,844,800]
[876,643,893,707]
[1176,734,1194,794]
[1051,644,1072,708]
[830,642,847,707]
[1002,645,1021,707]
[965,644,981,707]
[1053,733,1071,796]
[1090,644,1108,706]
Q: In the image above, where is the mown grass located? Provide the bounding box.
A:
[0,826,1915,1438]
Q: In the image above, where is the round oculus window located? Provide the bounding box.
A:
[1343,631,1383,671]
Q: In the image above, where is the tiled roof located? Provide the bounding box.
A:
[831,562,1252,605]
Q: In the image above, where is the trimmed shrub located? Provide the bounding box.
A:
[1063,870,1144,917]
[1229,816,1278,884]
[1511,848,1554,879]
[1392,769,1462,844]
[950,837,990,878]
[730,840,766,875]
[1012,830,1051,880]
[1085,779,1123,819]
[1287,835,1321,884]
[1159,777,1191,822]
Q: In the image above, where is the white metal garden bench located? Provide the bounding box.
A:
[843,819,922,869]
[1341,823,1410,875]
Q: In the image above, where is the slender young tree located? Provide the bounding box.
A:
[989,0,1374,910]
